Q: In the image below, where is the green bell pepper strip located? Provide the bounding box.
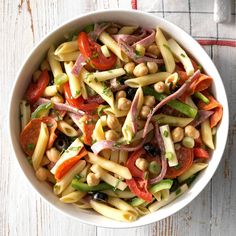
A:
[143,87,198,118]
[130,179,173,207]
[31,102,53,119]
[194,92,210,104]
[71,179,113,192]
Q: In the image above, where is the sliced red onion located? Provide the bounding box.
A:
[113,34,143,45]
[145,52,158,58]
[149,123,167,184]
[190,110,214,127]
[71,54,86,76]
[133,28,155,47]
[143,70,201,138]
[110,77,128,92]
[118,39,164,64]
[35,98,84,116]
[90,23,111,41]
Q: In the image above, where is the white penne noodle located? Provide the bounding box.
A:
[81,68,115,110]
[99,32,129,62]
[86,68,126,82]
[118,150,128,165]
[101,45,111,57]
[61,184,75,197]
[118,25,139,35]
[64,61,81,98]
[161,189,170,201]
[168,38,194,76]
[54,40,78,55]
[63,115,74,126]
[201,119,215,149]
[104,107,128,117]
[107,197,138,216]
[42,85,58,97]
[57,120,78,137]
[20,100,31,130]
[54,160,86,195]
[184,96,198,109]
[47,46,63,77]
[155,28,175,73]
[153,191,162,201]
[79,163,91,182]
[131,123,154,142]
[100,115,107,126]
[148,184,188,213]
[90,164,127,191]
[51,138,84,174]
[32,122,49,171]
[90,200,137,222]
[53,51,80,62]
[74,201,92,209]
[135,206,150,216]
[87,152,132,180]
[110,150,119,163]
[122,87,144,143]
[60,191,86,203]
[125,72,171,88]
[101,189,135,199]
[178,163,208,183]
[92,118,105,142]
[79,77,88,100]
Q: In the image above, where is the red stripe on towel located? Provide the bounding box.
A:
[131,0,137,9]
[197,39,236,47]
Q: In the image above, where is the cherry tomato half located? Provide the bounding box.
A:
[78,32,117,71]
[25,70,49,104]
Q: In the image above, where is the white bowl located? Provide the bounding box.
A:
[9,9,229,228]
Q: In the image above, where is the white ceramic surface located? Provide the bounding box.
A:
[8,9,229,228]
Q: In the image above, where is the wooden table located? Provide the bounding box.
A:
[1,0,235,235]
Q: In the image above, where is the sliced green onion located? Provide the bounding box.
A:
[194,92,210,104]
[148,161,161,175]
[31,102,53,119]
[54,73,69,85]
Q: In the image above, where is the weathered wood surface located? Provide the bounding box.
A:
[0,0,235,235]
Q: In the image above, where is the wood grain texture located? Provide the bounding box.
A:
[0,1,235,236]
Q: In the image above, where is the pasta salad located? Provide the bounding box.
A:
[19,22,223,222]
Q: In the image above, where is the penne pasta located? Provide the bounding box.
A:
[20,100,31,130]
[104,107,129,117]
[54,40,78,55]
[61,184,75,197]
[86,152,132,180]
[64,61,81,98]
[99,32,129,62]
[32,122,49,170]
[57,120,78,137]
[53,51,80,62]
[125,72,170,88]
[178,163,208,183]
[54,160,86,195]
[90,200,137,222]
[135,206,150,216]
[92,118,105,142]
[118,150,128,165]
[155,27,175,73]
[60,191,86,203]
[85,68,126,82]
[110,150,119,163]
[201,119,215,149]
[74,201,92,209]
[47,46,63,77]
[101,189,135,199]
[118,25,139,35]
[42,85,58,97]
[90,164,127,191]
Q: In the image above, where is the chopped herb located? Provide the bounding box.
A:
[97,105,107,116]
[134,49,141,58]
[27,143,35,151]
[173,164,181,169]
[59,148,66,156]
[94,77,98,83]
[113,179,121,191]
[69,146,81,151]
[197,65,203,72]
[74,175,81,180]
[163,44,171,52]
[163,130,169,137]
[75,90,81,96]
[176,188,181,195]
[180,53,186,58]
[92,139,96,145]
[26,156,32,165]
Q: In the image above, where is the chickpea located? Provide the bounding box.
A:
[135,44,145,57]
[184,125,200,139]
[35,167,48,181]
[87,173,100,186]
[135,158,149,171]
[107,114,121,131]
[105,130,119,141]
[140,105,151,119]
[117,97,131,111]
[147,44,161,57]
[40,59,51,71]
[51,94,64,103]
[46,147,60,163]
[116,90,126,100]
[154,81,165,93]
[133,63,148,77]
[33,70,42,82]
[144,95,156,108]
[147,62,158,74]
[124,62,135,74]
[171,127,184,143]
[106,27,118,34]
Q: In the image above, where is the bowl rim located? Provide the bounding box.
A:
[8,9,229,228]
